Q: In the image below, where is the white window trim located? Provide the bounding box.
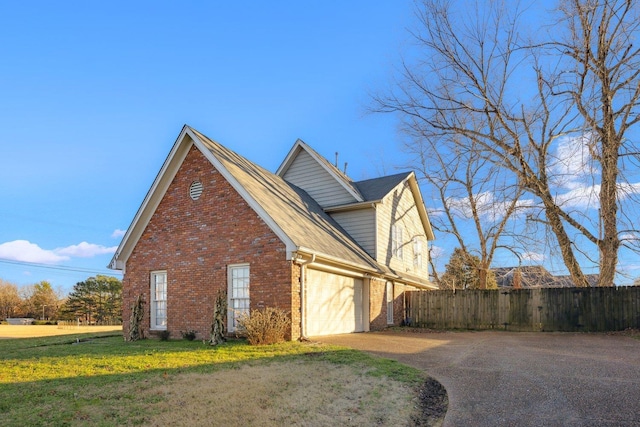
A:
[392,225,403,259]
[227,263,250,333]
[413,237,423,269]
[386,281,394,325]
[150,270,167,331]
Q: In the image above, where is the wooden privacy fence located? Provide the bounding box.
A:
[407,286,640,332]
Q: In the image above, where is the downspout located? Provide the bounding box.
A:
[295,253,315,340]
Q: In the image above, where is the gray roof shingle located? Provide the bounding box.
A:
[355,172,412,201]
[191,127,381,271]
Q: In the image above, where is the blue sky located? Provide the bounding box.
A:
[1,1,638,294]
[0,1,420,293]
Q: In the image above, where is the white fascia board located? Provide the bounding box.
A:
[302,142,364,202]
[296,246,380,275]
[323,200,380,213]
[276,139,364,202]
[275,139,303,177]
[187,128,298,260]
[109,126,193,270]
[406,172,436,241]
[392,277,438,290]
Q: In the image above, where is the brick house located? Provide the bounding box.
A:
[109,125,435,340]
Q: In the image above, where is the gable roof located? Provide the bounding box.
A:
[190,128,379,271]
[277,143,435,241]
[109,126,380,274]
[276,139,364,202]
[355,172,411,201]
[493,266,601,288]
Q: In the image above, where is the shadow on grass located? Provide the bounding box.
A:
[0,332,447,426]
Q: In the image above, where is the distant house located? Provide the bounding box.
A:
[109,126,436,340]
[493,266,600,288]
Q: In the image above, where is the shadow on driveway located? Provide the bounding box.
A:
[320,330,640,426]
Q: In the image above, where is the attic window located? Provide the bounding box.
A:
[189,181,203,200]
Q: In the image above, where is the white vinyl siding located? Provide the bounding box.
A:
[281,150,357,207]
[306,269,363,336]
[329,209,376,256]
[227,264,250,333]
[150,271,167,330]
[377,181,430,278]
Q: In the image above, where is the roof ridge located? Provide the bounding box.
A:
[353,171,412,185]
[189,128,380,272]
[281,139,364,202]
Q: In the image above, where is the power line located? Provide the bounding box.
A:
[0,258,121,277]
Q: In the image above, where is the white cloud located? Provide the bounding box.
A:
[551,133,597,189]
[429,245,446,260]
[521,251,545,262]
[0,240,69,264]
[0,240,118,265]
[617,182,640,198]
[54,242,117,258]
[111,229,126,238]
[555,184,600,209]
[446,192,535,222]
[553,182,640,209]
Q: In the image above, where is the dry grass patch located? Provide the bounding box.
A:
[0,335,445,426]
[147,360,416,426]
[0,324,121,339]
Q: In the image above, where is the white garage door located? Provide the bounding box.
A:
[306,268,363,336]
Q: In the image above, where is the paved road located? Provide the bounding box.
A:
[320,331,640,426]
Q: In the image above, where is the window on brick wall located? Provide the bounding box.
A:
[227,264,250,333]
[150,271,167,330]
[392,225,403,259]
[386,281,394,325]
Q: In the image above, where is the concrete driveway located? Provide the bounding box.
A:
[320,331,640,426]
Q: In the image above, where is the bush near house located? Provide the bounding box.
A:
[236,307,291,345]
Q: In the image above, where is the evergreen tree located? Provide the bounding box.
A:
[61,275,122,324]
[441,248,497,290]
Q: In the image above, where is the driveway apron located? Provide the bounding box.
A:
[320,331,640,426]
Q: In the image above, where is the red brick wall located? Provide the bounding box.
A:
[393,284,410,325]
[369,278,387,330]
[122,145,295,340]
[369,280,408,330]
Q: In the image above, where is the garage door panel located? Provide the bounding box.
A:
[306,269,363,336]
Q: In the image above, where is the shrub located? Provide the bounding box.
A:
[236,307,290,345]
[209,289,227,346]
[127,294,145,342]
[158,330,171,341]
[181,330,197,341]
[32,320,57,325]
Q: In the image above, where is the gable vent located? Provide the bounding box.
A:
[189,181,203,200]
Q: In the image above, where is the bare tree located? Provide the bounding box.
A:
[376,0,640,287]
[403,127,525,289]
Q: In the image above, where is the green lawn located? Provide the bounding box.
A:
[0,333,427,426]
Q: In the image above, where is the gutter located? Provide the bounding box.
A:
[323,200,380,213]
[293,252,315,340]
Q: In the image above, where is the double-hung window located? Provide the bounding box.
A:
[386,282,394,324]
[150,271,167,330]
[392,225,403,259]
[413,238,423,269]
[228,264,250,332]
